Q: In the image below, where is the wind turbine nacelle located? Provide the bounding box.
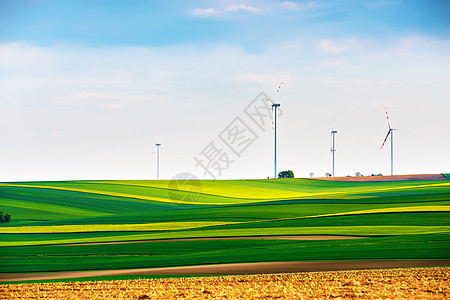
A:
[272,103,281,107]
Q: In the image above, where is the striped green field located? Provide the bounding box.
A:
[0,178,449,278]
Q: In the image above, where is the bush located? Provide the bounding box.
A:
[0,211,11,223]
[278,170,294,178]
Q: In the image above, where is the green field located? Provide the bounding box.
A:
[0,178,449,279]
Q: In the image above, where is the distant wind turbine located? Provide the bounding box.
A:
[330,117,337,177]
[380,107,398,176]
[266,83,283,179]
[151,130,162,180]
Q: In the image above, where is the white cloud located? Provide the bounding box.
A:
[397,35,450,51]
[235,73,267,84]
[225,4,258,13]
[191,1,321,18]
[281,1,319,11]
[318,38,364,54]
[49,91,148,109]
[321,77,393,90]
[192,3,258,16]
[319,39,348,54]
[234,72,290,85]
[0,42,60,70]
[192,7,217,15]
[281,1,298,9]
[279,39,303,52]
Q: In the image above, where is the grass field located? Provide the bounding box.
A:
[0,177,449,281]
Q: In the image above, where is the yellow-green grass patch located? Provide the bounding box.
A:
[0,198,110,217]
[0,184,224,205]
[3,181,449,205]
[1,226,449,247]
[48,180,450,201]
[161,180,450,200]
[294,182,450,200]
[246,205,450,225]
[100,180,308,199]
[0,221,238,234]
[297,205,450,219]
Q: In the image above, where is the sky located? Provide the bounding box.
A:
[1,0,449,182]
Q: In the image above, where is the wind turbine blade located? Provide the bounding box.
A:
[380,130,391,149]
[385,107,391,129]
[265,97,274,105]
[265,82,283,104]
[150,146,157,157]
[274,82,283,101]
[331,116,337,131]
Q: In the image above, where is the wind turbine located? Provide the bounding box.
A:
[330,117,337,177]
[380,107,398,176]
[151,130,162,180]
[266,83,283,179]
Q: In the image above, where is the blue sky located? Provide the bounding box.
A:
[2,1,449,47]
[1,0,449,181]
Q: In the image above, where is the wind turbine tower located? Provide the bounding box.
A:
[380,107,398,176]
[330,125,337,177]
[151,130,162,180]
[155,142,161,180]
[266,83,283,179]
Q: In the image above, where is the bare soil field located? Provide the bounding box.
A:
[315,173,448,182]
[1,267,448,299]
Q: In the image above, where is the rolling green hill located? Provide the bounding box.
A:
[0,178,449,277]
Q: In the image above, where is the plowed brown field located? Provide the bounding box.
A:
[315,173,447,182]
[1,267,448,299]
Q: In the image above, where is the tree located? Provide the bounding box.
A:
[325,172,332,177]
[355,172,363,177]
[0,211,11,223]
[309,172,314,178]
[278,170,294,178]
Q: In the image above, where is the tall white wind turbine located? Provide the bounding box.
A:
[151,130,162,180]
[330,117,337,177]
[380,107,398,176]
[266,83,283,179]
